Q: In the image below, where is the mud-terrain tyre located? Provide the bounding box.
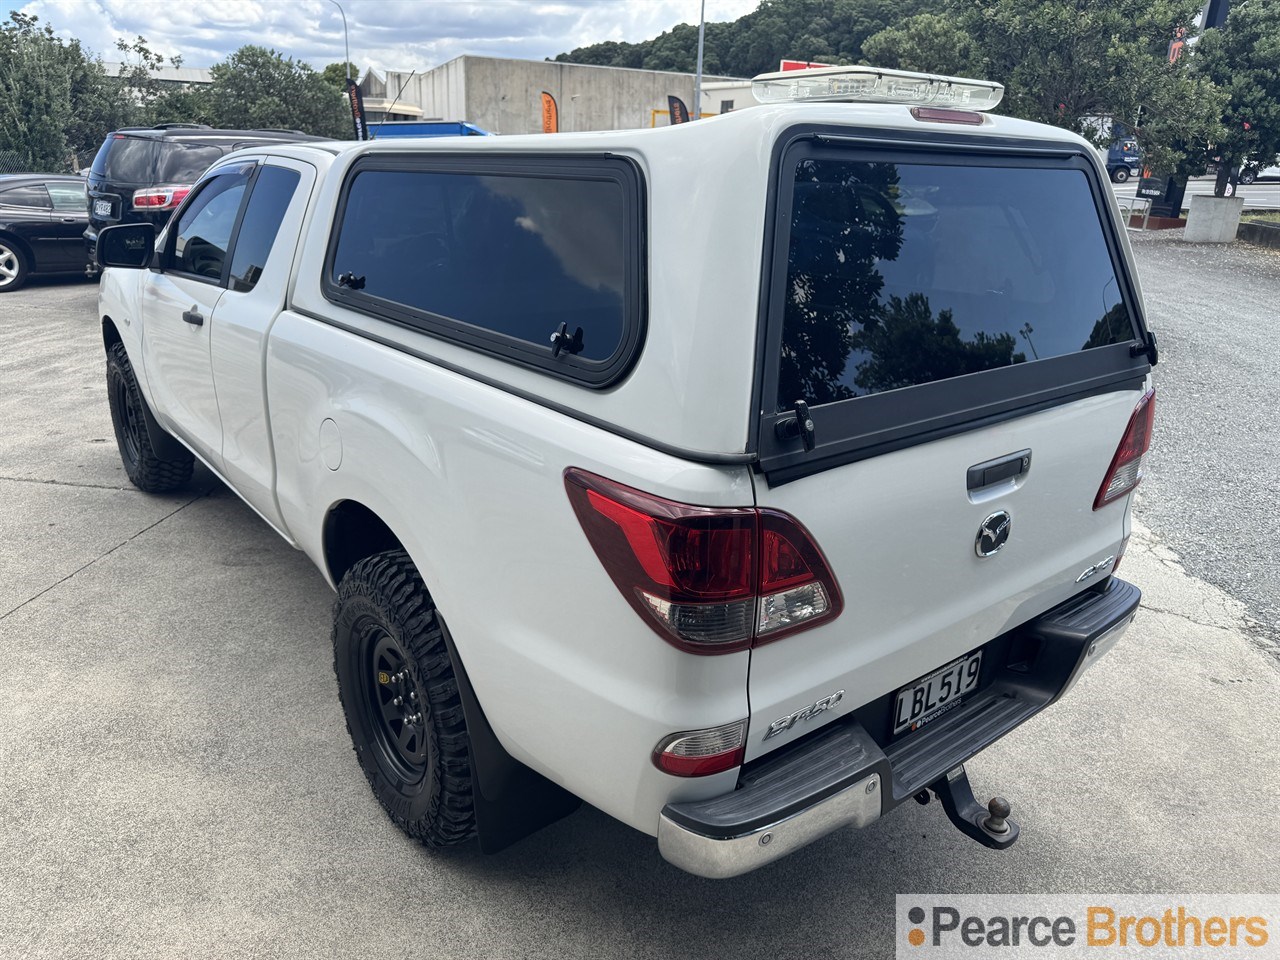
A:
[106,342,194,492]
[333,550,477,847]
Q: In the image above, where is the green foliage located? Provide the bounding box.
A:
[0,12,139,172]
[861,0,1226,174]
[554,0,929,76]
[321,61,360,89]
[1192,0,1280,180]
[205,46,350,138]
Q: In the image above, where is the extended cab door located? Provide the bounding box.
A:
[208,157,317,534]
[745,138,1154,762]
[142,164,256,469]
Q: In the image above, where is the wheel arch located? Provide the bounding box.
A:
[0,230,35,269]
[322,499,405,587]
[321,498,581,851]
[102,314,124,351]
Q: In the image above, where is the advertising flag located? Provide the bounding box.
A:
[541,92,559,133]
[668,96,691,125]
[345,78,368,141]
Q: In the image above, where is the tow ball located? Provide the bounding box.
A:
[922,765,1020,850]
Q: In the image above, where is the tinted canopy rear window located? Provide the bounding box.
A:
[777,157,1134,410]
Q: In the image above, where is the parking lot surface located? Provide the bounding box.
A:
[1,264,1277,959]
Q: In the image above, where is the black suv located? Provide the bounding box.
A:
[85,124,325,261]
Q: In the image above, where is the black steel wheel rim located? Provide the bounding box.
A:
[356,619,429,783]
[114,374,142,465]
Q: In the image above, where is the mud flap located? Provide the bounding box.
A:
[439,622,582,854]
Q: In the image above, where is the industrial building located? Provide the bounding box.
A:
[358,56,749,134]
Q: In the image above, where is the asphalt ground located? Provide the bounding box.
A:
[1,266,1277,959]
[1129,231,1280,648]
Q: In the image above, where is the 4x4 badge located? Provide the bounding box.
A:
[976,511,1012,557]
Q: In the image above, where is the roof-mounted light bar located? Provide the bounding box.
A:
[751,65,1004,111]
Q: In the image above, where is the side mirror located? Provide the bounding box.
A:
[97,223,156,269]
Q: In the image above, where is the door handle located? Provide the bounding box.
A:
[60,217,80,223]
[182,309,204,326]
[967,449,1031,491]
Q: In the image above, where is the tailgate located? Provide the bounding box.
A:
[745,391,1140,760]
[743,129,1153,760]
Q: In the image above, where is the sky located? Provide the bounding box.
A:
[10,0,763,74]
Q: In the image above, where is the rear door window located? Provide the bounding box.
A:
[156,143,225,183]
[325,156,645,387]
[757,137,1149,481]
[228,165,302,292]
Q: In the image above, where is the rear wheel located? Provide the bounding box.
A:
[0,239,29,292]
[106,342,194,492]
[333,550,476,847]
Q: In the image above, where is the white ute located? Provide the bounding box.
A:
[96,67,1155,878]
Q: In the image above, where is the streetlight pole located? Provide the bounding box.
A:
[327,0,351,83]
[693,0,705,120]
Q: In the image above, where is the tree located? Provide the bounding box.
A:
[554,0,930,77]
[321,61,361,89]
[205,46,351,139]
[0,12,145,171]
[861,0,1226,176]
[1192,0,1280,194]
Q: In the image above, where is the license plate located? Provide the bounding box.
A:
[93,199,112,217]
[892,651,982,735]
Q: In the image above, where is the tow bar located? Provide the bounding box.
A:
[926,765,1020,850]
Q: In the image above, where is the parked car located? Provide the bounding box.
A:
[1238,162,1280,184]
[84,124,326,263]
[94,65,1155,878]
[0,174,91,292]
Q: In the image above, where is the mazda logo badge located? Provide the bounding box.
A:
[976,511,1012,557]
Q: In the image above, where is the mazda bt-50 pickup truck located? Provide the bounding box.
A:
[94,66,1154,878]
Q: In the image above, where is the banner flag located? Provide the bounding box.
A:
[541,92,559,133]
[345,78,368,141]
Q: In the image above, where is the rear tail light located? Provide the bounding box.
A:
[132,186,192,211]
[652,720,747,777]
[1094,389,1155,509]
[564,468,843,653]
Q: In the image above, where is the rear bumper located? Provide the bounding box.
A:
[658,577,1140,878]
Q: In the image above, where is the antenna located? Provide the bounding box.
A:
[370,70,418,140]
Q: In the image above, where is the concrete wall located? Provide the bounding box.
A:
[1184,194,1245,243]
[392,56,742,134]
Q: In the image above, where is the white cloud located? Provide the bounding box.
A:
[13,0,762,74]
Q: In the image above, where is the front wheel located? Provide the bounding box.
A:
[0,239,29,292]
[1239,170,1256,185]
[333,551,477,847]
[1111,168,1130,184]
[106,342,194,492]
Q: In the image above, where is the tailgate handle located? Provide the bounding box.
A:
[967,449,1031,491]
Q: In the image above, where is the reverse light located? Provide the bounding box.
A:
[132,186,191,211]
[564,468,842,654]
[1094,389,1156,509]
[652,720,747,777]
[751,65,1004,111]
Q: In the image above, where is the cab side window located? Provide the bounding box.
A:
[167,168,251,281]
[0,184,52,209]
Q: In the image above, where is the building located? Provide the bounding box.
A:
[359,55,748,134]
